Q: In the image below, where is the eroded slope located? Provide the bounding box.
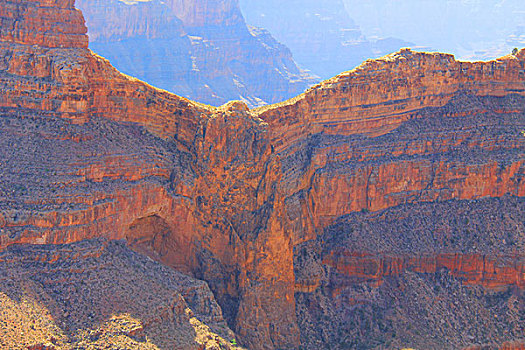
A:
[0,239,239,350]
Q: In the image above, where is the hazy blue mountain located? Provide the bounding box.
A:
[342,0,525,60]
[76,0,317,107]
[239,0,412,79]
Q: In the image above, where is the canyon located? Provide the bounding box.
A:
[75,0,316,107]
[0,0,524,349]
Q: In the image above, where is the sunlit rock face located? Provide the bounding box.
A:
[0,0,88,48]
[0,1,524,349]
[75,0,317,108]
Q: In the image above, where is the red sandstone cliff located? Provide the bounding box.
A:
[0,0,524,349]
[257,48,525,151]
[0,0,88,48]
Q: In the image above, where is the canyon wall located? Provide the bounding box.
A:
[260,48,525,348]
[0,0,524,349]
[258,48,525,151]
[166,0,244,28]
[0,0,88,48]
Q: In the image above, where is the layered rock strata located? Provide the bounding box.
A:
[0,0,88,48]
[294,197,524,348]
[258,48,525,152]
[0,0,524,349]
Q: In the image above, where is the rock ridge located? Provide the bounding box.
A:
[256,48,525,151]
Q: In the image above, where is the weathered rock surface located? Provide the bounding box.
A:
[0,1,524,349]
[0,239,240,350]
[294,197,524,348]
[258,48,525,153]
[0,0,88,48]
[75,0,317,107]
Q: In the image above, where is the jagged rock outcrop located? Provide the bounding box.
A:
[0,1,524,349]
[75,0,317,107]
